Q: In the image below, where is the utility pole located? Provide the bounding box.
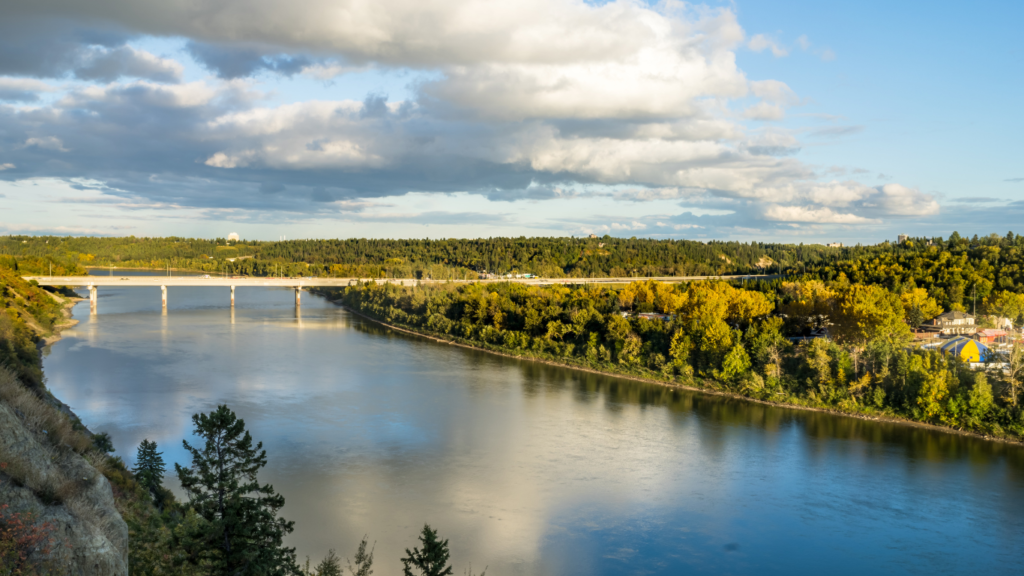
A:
[973,284,977,316]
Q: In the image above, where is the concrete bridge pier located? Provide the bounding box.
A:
[89,286,97,313]
[161,285,167,309]
[230,286,236,307]
[295,287,301,308]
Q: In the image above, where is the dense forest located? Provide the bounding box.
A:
[7,233,1022,292]
[802,232,1024,312]
[325,274,1024,440]
[2,234,852,279]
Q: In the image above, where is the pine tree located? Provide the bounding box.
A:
[174,405,299,576]
[313,549,342,576]
[132,439,165,498]
[401,525,453,576]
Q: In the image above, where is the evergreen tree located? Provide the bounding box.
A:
[313,549,342,576]
[174,405,299,576]
[93,432,115,453]
[133,438,166,499]
[401,525,453,576]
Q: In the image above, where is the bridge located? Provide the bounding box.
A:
[25,274,775,313]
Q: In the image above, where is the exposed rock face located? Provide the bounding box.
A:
[0,402,128,576]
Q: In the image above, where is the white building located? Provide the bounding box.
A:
[227,232,240,242]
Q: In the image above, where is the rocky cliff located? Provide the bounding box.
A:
[0,378,129,575]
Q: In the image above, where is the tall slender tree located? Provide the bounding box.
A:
[174,405,299,576]
[132,438,165,500]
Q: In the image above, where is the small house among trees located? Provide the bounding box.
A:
[924,311,977,336]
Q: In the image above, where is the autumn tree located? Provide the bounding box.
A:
[831,284,912,375]
[989,291,1024,327]
[900,287,943,325]
[917,368,955,422]
[965,372,995,428]
[1005,340,1024,407]
[780,280,836,328]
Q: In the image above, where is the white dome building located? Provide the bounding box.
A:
[227,232,240,242]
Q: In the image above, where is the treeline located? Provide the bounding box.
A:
[8,232,1024,293]
[327,277,1024,439]
[801,232,1024,311]
[3,234,859,279]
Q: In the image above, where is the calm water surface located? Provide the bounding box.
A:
[42,272,1024,575]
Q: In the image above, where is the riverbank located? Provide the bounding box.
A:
[0,271,131,574]
[329,298,1024,449]
[36,291,82,348]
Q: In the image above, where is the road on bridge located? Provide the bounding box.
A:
[26,274,774,288]
[26,273,778,312]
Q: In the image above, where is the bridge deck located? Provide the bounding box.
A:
[25,275,770,288]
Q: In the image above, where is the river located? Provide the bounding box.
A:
[41,271,1024,575]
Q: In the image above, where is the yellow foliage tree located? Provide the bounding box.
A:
[916,369,953,422]
[680,282,773,324]
[900,288,943,322]
[831,284,911,348]
[780,281,836,325]
[653,283,687,314]
[989,291,1024,324]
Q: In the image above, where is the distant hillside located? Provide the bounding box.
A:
[3,234,863,279]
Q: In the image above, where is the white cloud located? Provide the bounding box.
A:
[764,205,876,224]
[611,221,647,230]
[750,80,798,104]
[75,45,183,83]
[0,1,938,237]
[300,62,366,80]
[420,7,748,121]
[0,78,57,93]
[748,34,788,57]
[23,136,69,152]
[58,80,222,109]
[0,163,15,171]
[11,0,737,68]
[742,102,785,121]
[874,183,940,216]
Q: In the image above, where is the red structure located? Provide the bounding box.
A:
[976,329,1007,344]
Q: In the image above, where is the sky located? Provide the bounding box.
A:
[0,0,1021,242]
